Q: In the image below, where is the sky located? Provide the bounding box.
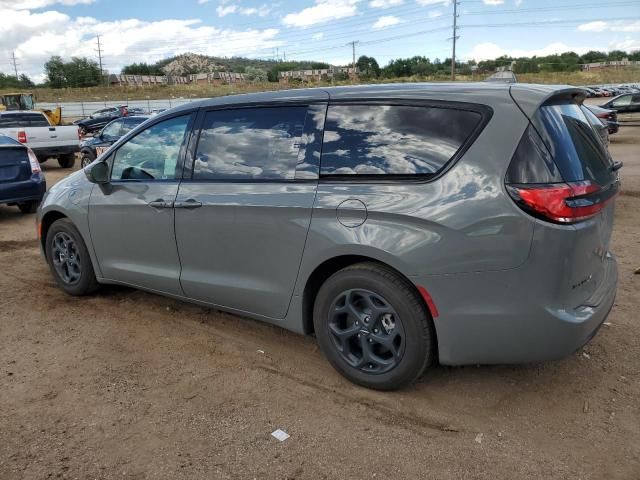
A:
[1,0,639,82]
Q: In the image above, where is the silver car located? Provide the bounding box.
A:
[37,84,619,390]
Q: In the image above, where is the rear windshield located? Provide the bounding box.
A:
[0,148,28,166]
[534,102,614,186]
[0,113,49,128]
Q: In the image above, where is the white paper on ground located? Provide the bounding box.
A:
[271,429,290,441]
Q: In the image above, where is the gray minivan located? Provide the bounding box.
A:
[37,84,619,390]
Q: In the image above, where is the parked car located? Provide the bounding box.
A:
[600,93,640,122]
[127,107,147,116]
[0,134,46,213]
[582,105,610,147]
[76,105,128,135]
[585,105,619,135]
[79,116,149,168]
[0,111,80,168]
[37,84,620,390]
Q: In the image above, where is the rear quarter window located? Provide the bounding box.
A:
[320,104,483,177]
[534,102,614,186]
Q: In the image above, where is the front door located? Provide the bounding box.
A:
[175,103,326,319]
[89,113,194,295]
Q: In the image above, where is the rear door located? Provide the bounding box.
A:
[174,102,326,318]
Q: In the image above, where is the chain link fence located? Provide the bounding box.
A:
[36,98,201,122]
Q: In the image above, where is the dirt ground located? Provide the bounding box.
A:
[1,128,639,480]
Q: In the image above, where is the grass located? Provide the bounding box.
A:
[3,69,639,103]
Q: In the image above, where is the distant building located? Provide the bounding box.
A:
[109,74,169,86]
[188,72,246,85]
[109,71,246,86]
[279,67,358,83]
[582,58,640,71]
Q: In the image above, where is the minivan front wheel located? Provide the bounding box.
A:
[314,263,435,390]
[45,218,99,296]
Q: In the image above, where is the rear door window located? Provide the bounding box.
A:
[193,106,307,181]
[320,104,482,177]
[534,102,614,186]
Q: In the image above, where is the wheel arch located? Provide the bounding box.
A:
[301,255,437,342]
[40,210,68,257]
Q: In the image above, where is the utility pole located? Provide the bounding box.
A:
[10,51,19,79]
[347,40,359,82]
[450,1,460,81]
[96,35,105,84]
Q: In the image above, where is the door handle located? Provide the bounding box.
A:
[148,199,173,208]
[174,199,202,209]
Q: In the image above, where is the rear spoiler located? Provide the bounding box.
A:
[509,85,588,119]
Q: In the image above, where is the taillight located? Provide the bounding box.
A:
[27,148,41,174]
[595,112,608,119]
[78,128,82,140]
[506,181,615,224]
[17,130,27,143]
[505,121,619,225]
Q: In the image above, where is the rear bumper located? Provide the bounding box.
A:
[0,173,46,205]
[32,146,79,159]
[607,121,620,134]
[412,253,617,366]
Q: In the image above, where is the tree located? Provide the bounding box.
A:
[65,57,102,87]
[357,55,380,78]
[122,62,164,75]
[43,56,102,88]
[0,73,23,89]
[44,56,66,88]
[19,74,35,88]
[244,66,268,83]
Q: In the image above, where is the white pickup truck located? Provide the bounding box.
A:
[0,111,80,168]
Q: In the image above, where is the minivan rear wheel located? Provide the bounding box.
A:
[45,218,99,296]
[313,262,435,390]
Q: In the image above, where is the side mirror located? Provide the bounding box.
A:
[84,161,110,184]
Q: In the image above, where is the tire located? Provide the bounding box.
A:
[45,218,99,296]
[313,262,435,391]
[58,154,76,169]
[17,200,39,214]
[80,152,95,168]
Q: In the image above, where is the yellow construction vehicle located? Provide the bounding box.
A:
[0,92,63,125]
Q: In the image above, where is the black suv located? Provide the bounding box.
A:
[76,105,129,135]
[79,116,149,167]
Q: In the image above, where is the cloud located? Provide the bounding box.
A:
[312,32,324,40]
[216,4,236,16]
[1,6,283,80]
[464,41,598,61]
[283,0,361,27]
[369,0,404,7]
[373,15,401,29]
[416,0,450,5]
[0,0,93,8]
[483,0,504,5]
[610,37,640,52]
[578,20,640,33]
